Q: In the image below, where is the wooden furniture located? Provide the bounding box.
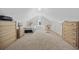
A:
[0,21,17,49]
[63,21,79,48]
[20,27,24,37]
[45,25,52,33]
[17,29,20,38]
[17,27,24,38]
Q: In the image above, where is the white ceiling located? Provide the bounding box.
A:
[0,8,79,22]
[42,8,79,19]
[0,8,79,35]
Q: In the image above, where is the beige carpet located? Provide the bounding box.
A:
[6,31,76,50]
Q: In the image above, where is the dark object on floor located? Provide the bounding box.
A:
[17,29,20,38]
[24,30,33,33]
[0,15,13,21]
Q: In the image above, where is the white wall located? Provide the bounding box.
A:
[0,8,32,27]
[41,8,79,35]
[25,16,52,32]
[0,8,79,35]
[0,8,44,27]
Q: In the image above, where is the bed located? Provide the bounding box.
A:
[6,31,76,50]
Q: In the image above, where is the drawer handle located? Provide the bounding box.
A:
[71,24,75,25]
[72,38,76,40]
[72,24,74,25]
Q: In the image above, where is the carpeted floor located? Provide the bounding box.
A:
[6,31,77,50]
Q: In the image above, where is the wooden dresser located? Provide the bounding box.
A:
[63,21,79,48]
[0,21,17,49]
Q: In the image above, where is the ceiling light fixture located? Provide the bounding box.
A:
[38,8,42,11]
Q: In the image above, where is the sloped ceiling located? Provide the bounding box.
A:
[0,8,79,35]
[42,8,79,18]
[42,8,79,21]
[0,8,79,22]
[0,8,32,21]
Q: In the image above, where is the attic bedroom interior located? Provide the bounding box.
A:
[0,8,79,50]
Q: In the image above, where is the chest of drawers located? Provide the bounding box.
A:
[0,21,17,49]
[63,21,79,48]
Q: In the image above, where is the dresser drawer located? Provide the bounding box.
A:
[0,37,16,49]
[63,35,76,41]
[63,26,77,31]
[64,22,77,26]
[0,25,16,30]
[0,29,16,33]
[0,31,16,38]
[0,33,16,41]
[63,32,77,37]
[0,21,16,26]
[64,38,77,47]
